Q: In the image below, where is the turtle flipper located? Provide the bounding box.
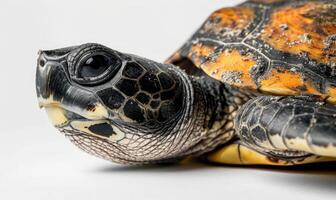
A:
[206,140,336,166]
[234,96,336,158]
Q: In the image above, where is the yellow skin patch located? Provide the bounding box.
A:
[45,106,125,142]
[310,144,336,158]
[284,137,312,154]
[84,103,109,120]
[43,102,108,121]
[45,106,69,127]
[40,92,109,121]
[260,2,336,64]
[206,143,336,166]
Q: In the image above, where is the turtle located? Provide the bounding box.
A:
[36,0,336,166]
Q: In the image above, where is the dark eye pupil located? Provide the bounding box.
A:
[79,55,110,78]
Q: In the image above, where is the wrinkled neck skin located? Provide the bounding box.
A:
[117,67,243,163]
[181,74,242,158]
[61,63,245,165]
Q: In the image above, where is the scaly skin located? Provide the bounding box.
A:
[235,96,336,158]
[36,0,336,165]
[36,43,249,164]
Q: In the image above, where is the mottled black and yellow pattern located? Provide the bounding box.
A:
[36,0,336,166]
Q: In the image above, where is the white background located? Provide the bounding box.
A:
[0,0,336,199]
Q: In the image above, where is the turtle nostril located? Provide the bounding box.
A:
[37,52,47,68]
[39,59,45,67]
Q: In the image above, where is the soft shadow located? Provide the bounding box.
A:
[95,158,215,173]
[211,161,336,193]
[94,159,336,193]
[271,162,336,193]
[95,158,336,175]
[266,162,336,175]
[276,173,336,194]
[207,161,336,175]
[262,163,336,194]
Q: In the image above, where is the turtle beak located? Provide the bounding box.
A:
[36,50,52,108]
[35,46,76,108]
[35,46,110,121]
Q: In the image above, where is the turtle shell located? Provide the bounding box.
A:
[167,0,336,103]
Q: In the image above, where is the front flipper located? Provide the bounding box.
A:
[206,140,336,166]
[235,96,336,158]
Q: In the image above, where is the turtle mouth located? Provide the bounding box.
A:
[42,108,138,164]
[41,103,89,129]
[43,105,70,128]
[38,96,62,109]
[40,103,89,129]
[38,92,110,122]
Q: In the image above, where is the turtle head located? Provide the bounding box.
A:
[36,43,200,164]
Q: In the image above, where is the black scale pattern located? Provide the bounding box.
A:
[235,96,336,155]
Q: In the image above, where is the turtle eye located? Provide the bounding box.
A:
[74,53,121,85]
[79,55,110,78]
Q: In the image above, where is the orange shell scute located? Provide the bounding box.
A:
[327,86,336,104]
[250,0,290,4]
[260,67,323,96]
[260,2,336,65]
[188,43,258,89]
[200,6,254,38]
[187,43,215,67]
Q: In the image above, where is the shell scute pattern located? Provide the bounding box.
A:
[177,0,336,102]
